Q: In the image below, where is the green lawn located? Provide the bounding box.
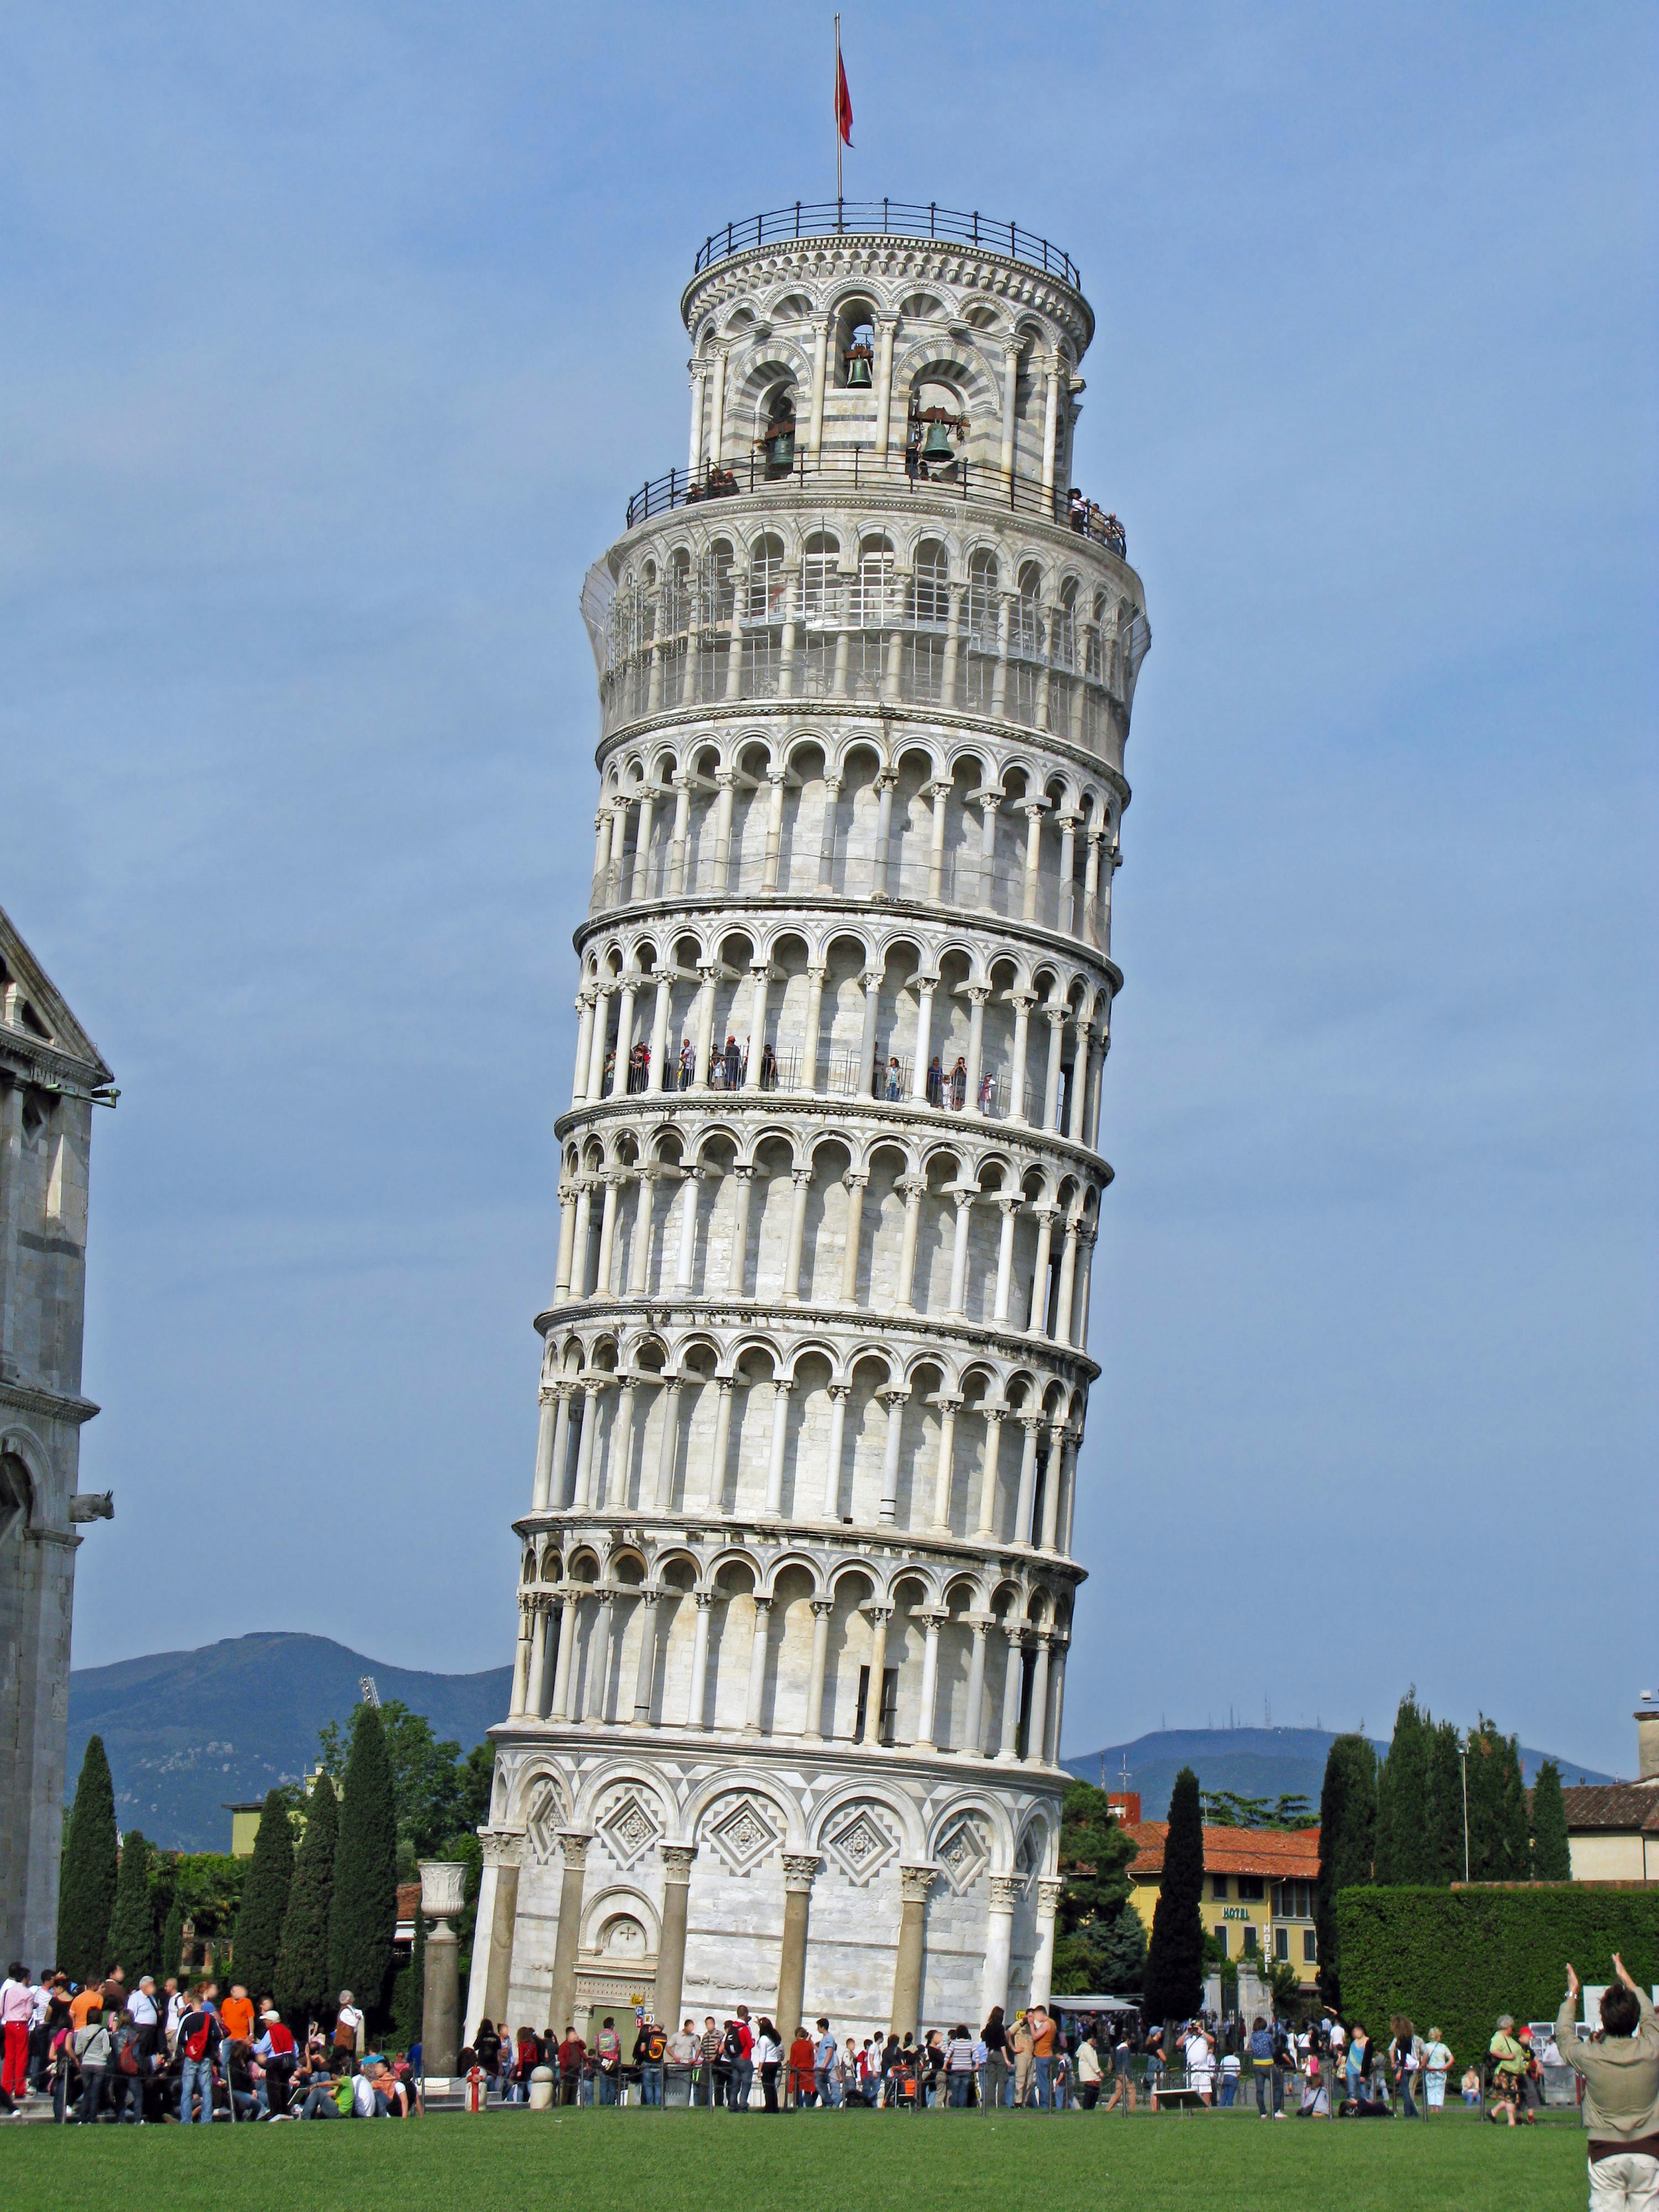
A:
[5,2105,1588,2212]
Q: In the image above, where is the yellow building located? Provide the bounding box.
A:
[224,1767,332,1856]
[1126,1821,1323,1986]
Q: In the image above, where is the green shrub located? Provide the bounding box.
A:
[1336,1885,1659,2065]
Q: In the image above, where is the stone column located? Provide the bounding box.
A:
[894,1175,925,1311]
[584,1590,614,1724]
[855,970,882,1094]
[519,1600,547,1719]
[531,1388,558,1510]
[475,1831,524,2040]
[1073,1228,1096,1349]
[1044,1639,1068,1764]
[570,996,594,1111]
[1040,353,1062,499]
[839,1173,867,1304]
[571,1383,602,1508]
[686,365,706,474]
[674,1164,701,1289]
[1014,1415,1042,1545]
[909,975,936,1101]
[550,1590,579,1720]
[877,1388,909,1523]
[585,986,610,1101]
[783,1169,812,1300]
[631,1588,660,1723]
[963,1616,990,1756]
[1027,1208,1055,1336]
[419,1859,467,2079]
[861,1606,892,1745]
[606,1377,636,1508]
[763,1380,794,1516]
[804,1599,833,1740]
[947,1188,974,1316]
[609,979,638,1098]
[976,1408,1004,1539]
[743,965,771,1088]
[652,1378,682,1508]
[593,1174,621,1295]
[998,343,1019,483]
[815,779,842,891]
[993,1198,1019,1322]
[872,315,896,458]
[548,1383,575,1507]
[1030,1877,1064,2005]
[546,1832,591,2035]
[553,1181,578,1300]
[1067,1020,1091,1141]
[726,1165,754,1295]
[776,1855,820,2038]
[1041,1008,1068,1131]
[693,961,719,1087]
[981,1873,1020,2017]
[821,1383,850,1516]
[510,1597,536,1717]
[742,1595,773,1733]
[706,346,728,472]
[1007,991,1033,1123]
[631,787,657,900]
[801,966,826,1089]
[965,986,988,1112]
[761,771,787,890]
[914,1608,945,1749]
[930,1396,960,1530]
[568,1177,594,1300]
[806,317,830,462]
[889,1865,936,2041]
[871,772,897,896]
[656,1845,696,2031]
[685,1591,715,1727]
[712,768,737,886]
[995,1627,1026,1762]
[707,1376,734,1512]
[1021,801,1046,923]
[627,1173,655,1296]
[1052,1224,1079,1349]
[647,973,673,1093]
[668,772,692,895]
[1025,1635,1052,1764]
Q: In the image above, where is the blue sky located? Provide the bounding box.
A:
[5,4,1653,1774]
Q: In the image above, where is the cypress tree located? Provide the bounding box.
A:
[393,1897,426,2052]
[1144,1767,1205,2024]
[1424,1719,1466,1883]
[328,1704,398,2020]
[1499,1732,1532,1879]
[105,1829,156,1982]
[160,1892,187,1983]
[275,1773,337,2027]
[1376,1694,1430,1884]
[233,1789,296,2001]
[1314,1733,1377,2005]
[57,1734,119,1982]
[1531,1760,1572,1881]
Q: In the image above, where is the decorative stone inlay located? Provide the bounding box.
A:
[934,1813,991,1895]
[823,1804,899,1887]
[598,1789,662,1870]
[703,1792,783,1876]
[524,1786,566,1866]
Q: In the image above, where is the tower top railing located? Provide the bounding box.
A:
[691,200,1081,291]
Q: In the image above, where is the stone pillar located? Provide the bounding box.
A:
[687,365,706,474]
[995,1627,1026,1762]
[806,317,830,462]
[815,780,842,891]
[1027,1209,1055,1337]
[686,1591,715,1727]
[763,1380,793,1515]
[1040,353,1062,499]
[419,1859,467,2079]
[993,1198,1019,1322]
[909,975,935,1101]
[998,343,1019,483]
[890,1865,936,2041]
[631,1589,660,1723]
[584,1591,614,1724]
[872,772,897,896]
[947,1189,974,1316]
[474,1831,524,2040]
[593,1174,620,1295]
[1025,1635,1052,1764]
[1042,1008,1068,1131]
[675,1164,701,1289]
[669,772,692,895]
[707,1376,734,1511]
[839,1173,867,1304]
[606,1377,636,1508]
[546,1832,591,2035]
[553,1181,578,1300]
[743,964,771,1088]
[656,1844,696,2031]
[1045,1639,1068,1764]
[647,974,673,1093]
[821,1384,850,1517]
[531,1388,558,1510]
[519,1601,547,1719]
[1014,1415,1042,1544]
[1052,1225,1079,1349]
[873,315,896,458]
[783,1169,812,1300]
[976,1409,1003,1539]
[914,1608,945,1748]
[627,1173,655,1296]
[609,979,637,1098]
[1040,1423,1066,1550]
[726,1165,754,1295]
[706,346,728,472]
[761,771,787,891]
[1030,1877,1064,2005]
[965,986,988,1113]
[804,1599,833,1740]
[653,1379,682,1509]
[801,966,826,1089]
[1007,991,1033,1123]
[981,1874,1020,2018]
[776,1855,820,2038]
[570,997,594,1111]
[568,1178,594,1300]
[570,1383,601,1508]
[1021,801,1046,923]
[861,1606,892,1745]
[930,1395,960,1530]
[877,1388,909,1523]
[963,1617,990,1756]
[742,1594,773,1733]
[549,1590,579,1720]
[856,970,882,1095]
[894,1176,925,1311]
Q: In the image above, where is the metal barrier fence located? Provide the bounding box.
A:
[691,200,1082,289]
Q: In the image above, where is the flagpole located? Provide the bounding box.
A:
[835,14,842,210]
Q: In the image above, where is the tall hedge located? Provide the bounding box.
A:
[1336,1886,1659,2066]
[328,1703,398,2019]
[232,1789,296,2001]
[57,1734,119,1982]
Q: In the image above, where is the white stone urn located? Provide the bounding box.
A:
[418,1857,468,1929]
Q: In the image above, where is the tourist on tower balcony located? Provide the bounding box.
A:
[950,1056,968,1109]
[926,1055,944,1106]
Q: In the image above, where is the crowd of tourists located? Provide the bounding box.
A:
[0,1961,415,2123]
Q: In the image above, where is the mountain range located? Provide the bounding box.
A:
[1062,1725,1613,1824]
[67,1633,1615,1851]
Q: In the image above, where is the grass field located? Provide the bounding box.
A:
[4,2105,1590,2212]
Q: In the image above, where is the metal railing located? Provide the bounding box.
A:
[626,449,1125,555]
[691,200,1081,289]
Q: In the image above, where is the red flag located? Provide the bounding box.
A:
[836,48,853,146]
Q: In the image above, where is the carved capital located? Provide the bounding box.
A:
[782,1853,822,1894]
[558,1829,593,1871]
[479,1828,526,1871]
[1036,1875,1065,1917]
[899,1863,938,1904]
[659,1842,697,1885]
[988,1872,1023,1913]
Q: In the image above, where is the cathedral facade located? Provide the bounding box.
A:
[0,905,116,1969]
[467,201,1150,2046]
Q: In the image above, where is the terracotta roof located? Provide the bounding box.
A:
[1126,1822,1322,1880]
[1559,1784,1659,1834]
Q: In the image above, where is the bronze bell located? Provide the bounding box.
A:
[769,425,795,469]
[845,349,873,389]
[920,420,956,463]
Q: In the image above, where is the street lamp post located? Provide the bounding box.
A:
[1456,1731,1470,1883]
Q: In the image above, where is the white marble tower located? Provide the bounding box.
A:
[467,201,1150,2050]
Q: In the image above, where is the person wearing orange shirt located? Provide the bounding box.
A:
[221,1985,256,2042]
[1029,2006,1057,2111]
[69,1983,103,2032]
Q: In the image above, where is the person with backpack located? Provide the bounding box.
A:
[634,2016,666,2105]
[592,2015,623,2104]
[73,2009,114,2123]
[176,1992,222,2124]
[107,2009,147,2123]
[726,2009,754,2110]
[254,2007,298,2118]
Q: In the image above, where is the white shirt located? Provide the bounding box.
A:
[167,1992,189,2035]
[1422,2040,1452,2076]
[127,1988,159,2027]
[1182,2032,1214,2079]
[29,1982,52,2028]
[1328,2022,1346,2051]
[754,2033,782,2064]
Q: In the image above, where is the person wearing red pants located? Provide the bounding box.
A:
[0,1964,34,2101]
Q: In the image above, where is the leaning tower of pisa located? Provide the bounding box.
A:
[466,201,1150,2056]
